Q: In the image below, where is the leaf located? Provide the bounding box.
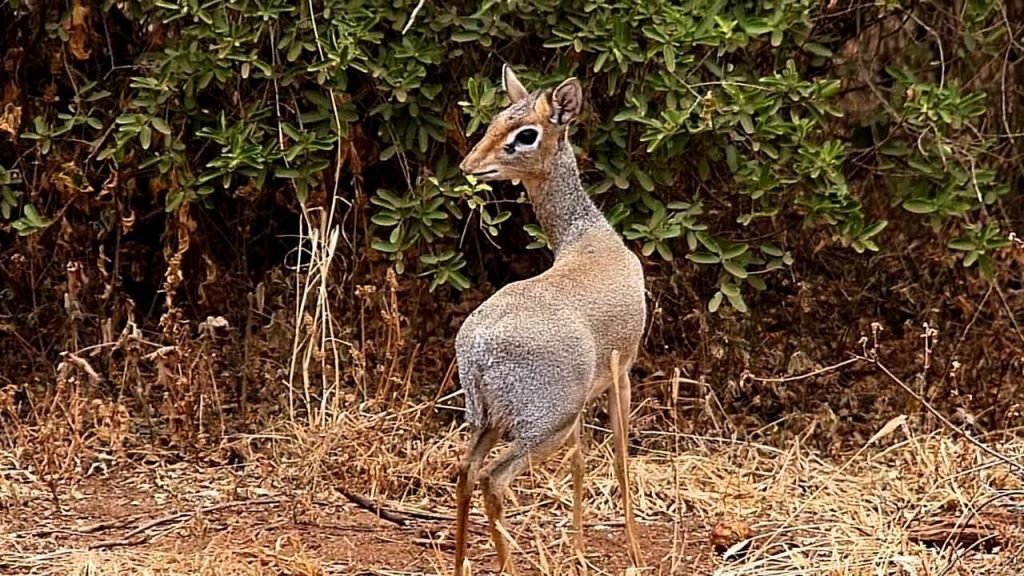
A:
[139,124,152,150]
[589,179,615,196]
[165,189,183,212]
[697,157,710,181]
[725,290,749,313]
[721,243,748,260]
[979,255,995,279]
[151,117,172,135]
[947,239,975,251]
[907,157,938,176]
[634,169,655,192]
[741,19,772,35]
[722,259,748,278]
[725,145,738,173]
[275,167,302,179]
[371,239,400,253]
[417,126,428,153]
[449,271,471,290]
[696,232,720,253]
[862,220,888,238]
[23,204,45,226]
[687,252,720,265]
[804,43,833,58]
[720,282,740,298]
[708,292,723,313]
[655,241,673,261]
[374,189,405,208]
[663,43,676,72]
[371,213,400,226]
[739,114,754,134]
[902,199,936,214]
[451,31,480,42]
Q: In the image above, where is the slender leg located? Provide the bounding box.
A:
[454,426,500,576]
[570,419,586,556]
[481,474,518,576]
[609,350,643,567]
[479,424,575,576]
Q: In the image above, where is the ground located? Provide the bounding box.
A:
[2,421,1023,576]
[1,464,711,575]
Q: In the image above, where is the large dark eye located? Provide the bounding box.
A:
[514,128,538,146]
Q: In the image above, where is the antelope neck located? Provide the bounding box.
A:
[524,140,608,256]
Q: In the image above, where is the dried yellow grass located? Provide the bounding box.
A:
[3,396,1020,576]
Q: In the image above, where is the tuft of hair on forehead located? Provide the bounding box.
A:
[499,97,539,122]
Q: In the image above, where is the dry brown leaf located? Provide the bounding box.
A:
[66,0,93,61]
[0,102,20,137]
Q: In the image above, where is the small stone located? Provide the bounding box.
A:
[710,519,753,556]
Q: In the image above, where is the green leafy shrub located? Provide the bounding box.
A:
[1,0,1018,312]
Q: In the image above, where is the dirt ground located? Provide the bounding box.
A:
[3,407,1024,576]
[0,464,715,575]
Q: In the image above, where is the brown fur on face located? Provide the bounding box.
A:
[459,94,559,184]
[459,67,581,187]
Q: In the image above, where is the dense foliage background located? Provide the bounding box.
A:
[0,0,1021,456]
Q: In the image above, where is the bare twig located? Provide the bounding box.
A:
[741,357,862,384]
[401,0,426,35]
[936,490,1024,576]
[13,513,145,538]
[993,281,1024,345]
[340,489,412,526]
[87,498,280,550]
[864,356,1024,476]
[60,352,104,384]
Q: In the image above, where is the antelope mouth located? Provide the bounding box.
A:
[470,170,499,178]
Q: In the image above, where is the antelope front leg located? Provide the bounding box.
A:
[609,350,643,567]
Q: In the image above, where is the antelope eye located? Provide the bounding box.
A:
[514,128,538,146]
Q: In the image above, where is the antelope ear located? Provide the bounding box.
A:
[549,77,583,125]
[502,64,529,103]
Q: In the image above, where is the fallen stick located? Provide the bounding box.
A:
[88,497,279,550]
[339,489,413,526]
[15,513,145,538]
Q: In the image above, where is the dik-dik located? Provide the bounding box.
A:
[452,65,647,574]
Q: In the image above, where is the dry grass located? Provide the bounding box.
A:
[3,228,1021,574]
[2,145,1021,574]
[2,390,1022,575]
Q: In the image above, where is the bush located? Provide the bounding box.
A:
[3,1,1018,316]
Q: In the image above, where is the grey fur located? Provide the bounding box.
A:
[452,69,648,573]
[455,99,647,454]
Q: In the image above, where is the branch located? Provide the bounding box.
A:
[401,0,426,35]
